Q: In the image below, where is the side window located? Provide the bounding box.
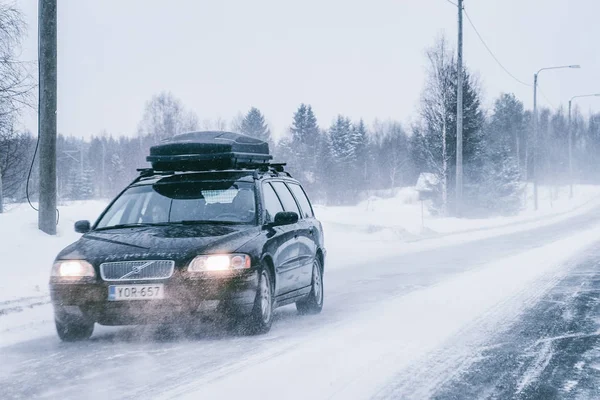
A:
[288,184,314,218]
[271,181,301,215]
[262,183,284,222]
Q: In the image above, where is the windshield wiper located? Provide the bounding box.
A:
[176,220,243,226]
[94,223,168,231]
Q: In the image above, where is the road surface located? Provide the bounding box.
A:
[3,206,600,399]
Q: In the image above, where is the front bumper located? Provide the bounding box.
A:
[50,270,259,325]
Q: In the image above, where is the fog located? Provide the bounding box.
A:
[2,1,600,399]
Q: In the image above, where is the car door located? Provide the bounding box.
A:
[261,181,299,296]
[286,182,318,287]
[270,181,310,292]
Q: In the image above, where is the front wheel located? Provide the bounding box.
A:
[245,268,274,335]
[55,315,94,342]
[296,258,324,315]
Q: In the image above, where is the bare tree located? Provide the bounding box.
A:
[201,117,228,131]
[0,126,33,199]
[215,116,227,131]
[230,112,245,133]
[381,123,410,188]
[0,3,35,213]
[137,92,199,142]
[418,37,454,215]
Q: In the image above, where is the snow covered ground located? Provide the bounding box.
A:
[319,184,600,270]
[3,185,600,399]
[0,200,107,303]
[1,184,597,304]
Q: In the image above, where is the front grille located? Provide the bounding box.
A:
[100,260,175,281]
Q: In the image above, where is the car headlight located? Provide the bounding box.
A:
[52,260,96,278]
[188,254,251,272]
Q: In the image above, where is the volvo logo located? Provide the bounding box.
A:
[119,261,154,280]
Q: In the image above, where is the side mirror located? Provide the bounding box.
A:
[273,211,299,227]
[74,220,91,233]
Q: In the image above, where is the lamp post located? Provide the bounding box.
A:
[532,65,580,210]
[568,93,600,198]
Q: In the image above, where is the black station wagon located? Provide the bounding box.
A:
[49,131,325,341]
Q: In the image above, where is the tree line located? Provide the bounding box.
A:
[0,3,599,217]
[0,3,35,213]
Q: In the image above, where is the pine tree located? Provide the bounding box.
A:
[352,119,369,186]
[478,144,522,215]
[291,104,308,145]
[327,115,358,204]
[108,153,125,196]
[411,37,485,215]
[80,167,95,199]
[580,112,600,183]
[67,169,82,200]
[488,93,526,172]
[471,93,526,214]
[291,104,319,150]
[290,104,320,183]
[273,136,295,166]
[313,130,332,202]
[241,107,272,144]
[305,106,319,150]
[328,115,355,166]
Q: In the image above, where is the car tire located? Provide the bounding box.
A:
[246,268,274,335]
[296,258,324,315]
[55,316,94,342]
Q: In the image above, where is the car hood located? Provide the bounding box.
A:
[56,224,261,265]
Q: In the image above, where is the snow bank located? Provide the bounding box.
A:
[0,201,107,303]
[317,184,600,235]
[317,184,600,271]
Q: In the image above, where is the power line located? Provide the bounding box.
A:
[463,8,531,88]
[537,86,556,109]
[446,2,557,109]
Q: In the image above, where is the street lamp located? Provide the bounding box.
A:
[568,93,600,198]
[532,65,581,210]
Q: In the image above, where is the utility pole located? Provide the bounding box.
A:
[38,0,58,235]
[455,0,464,216]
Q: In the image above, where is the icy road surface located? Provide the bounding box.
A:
[4,207,600,399]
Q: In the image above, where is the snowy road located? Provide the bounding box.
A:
[4,207,600,399]
[427,245,600,399]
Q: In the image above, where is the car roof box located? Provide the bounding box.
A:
[147,131,272,171]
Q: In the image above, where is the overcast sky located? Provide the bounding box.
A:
[15,0,600,139]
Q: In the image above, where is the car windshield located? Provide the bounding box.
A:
[95,181,256,228]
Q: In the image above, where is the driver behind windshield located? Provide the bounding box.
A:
[95,181,257,229]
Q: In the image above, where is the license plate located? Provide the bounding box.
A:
[108,284,165,301]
